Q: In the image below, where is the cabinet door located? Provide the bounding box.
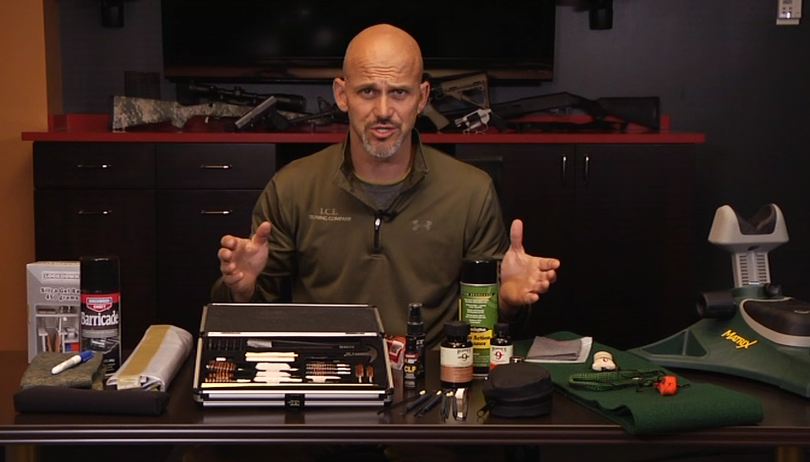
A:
[34,190,157,350]
[456,144,575,338]
[570,145,696,349]
[156,190,262,334]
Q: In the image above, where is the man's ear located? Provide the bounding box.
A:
[417,80,430,113]
[333,77,349,112]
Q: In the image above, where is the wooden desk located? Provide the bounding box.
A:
[2,350,808,462]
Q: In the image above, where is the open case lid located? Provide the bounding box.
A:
[200,303,385,337]
[194,304,394,407]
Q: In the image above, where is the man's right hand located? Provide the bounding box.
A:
[217,221,272,302]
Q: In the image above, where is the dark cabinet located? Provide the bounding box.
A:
[457,144,696,349]
[33,142,275,348]
[33,143,157,349]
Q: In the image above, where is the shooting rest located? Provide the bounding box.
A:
[631,204,810,397]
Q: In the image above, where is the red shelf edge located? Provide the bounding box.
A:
[26,113,705,144]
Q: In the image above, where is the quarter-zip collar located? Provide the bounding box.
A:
[332,130,429,255]
[333,130,429,210]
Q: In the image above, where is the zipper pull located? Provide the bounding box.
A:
[373,216,382,252]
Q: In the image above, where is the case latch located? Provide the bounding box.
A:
[284,393,305,409]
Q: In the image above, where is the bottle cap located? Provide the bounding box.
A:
[444,320,470,338]
[80,255,120,293]
[407,302,424,335]
[461,258,498,284]
[494,322,510,337]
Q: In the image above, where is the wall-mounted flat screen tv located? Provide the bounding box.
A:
[161,0,556,83]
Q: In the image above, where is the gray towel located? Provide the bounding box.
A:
[527,336,583,361]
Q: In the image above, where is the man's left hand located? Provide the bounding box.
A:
[499,219,560,314]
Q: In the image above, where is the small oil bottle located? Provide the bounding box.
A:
[406,302,426,378]
[489,322,513,370]
[440,320,473,389]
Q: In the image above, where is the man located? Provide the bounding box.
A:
[204,23,560,462]
[213,24,559,346]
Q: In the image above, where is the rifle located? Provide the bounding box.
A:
[111,96,298,131]
[111,95,349,132]
[490,92,661,130]
[421,72,490,130]
[111,96,252,131]
[181,82,308,113]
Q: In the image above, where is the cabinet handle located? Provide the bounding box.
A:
[77,164,112,169]
[78,210,112,215]
[583,155,590,185]
[200,210,233,215]
[200,164,232,170]
[560,155,567,185]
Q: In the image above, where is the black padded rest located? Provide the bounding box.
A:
[741,299,810,337]
[735,204,778,235]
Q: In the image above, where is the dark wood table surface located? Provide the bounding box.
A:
[2,349,809,448]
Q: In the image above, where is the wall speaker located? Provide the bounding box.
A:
[101,0,124,28]
[589,0,613,30]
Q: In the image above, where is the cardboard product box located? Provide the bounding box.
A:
[27,262,81,363]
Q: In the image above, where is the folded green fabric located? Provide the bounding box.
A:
[20,351,105,390]
[516,332,763,436]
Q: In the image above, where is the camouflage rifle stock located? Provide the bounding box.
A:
[111,96,251,131]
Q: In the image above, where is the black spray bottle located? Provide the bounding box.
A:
[407,302,426,378]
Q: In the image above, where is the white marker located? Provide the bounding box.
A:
[51,350,94,375]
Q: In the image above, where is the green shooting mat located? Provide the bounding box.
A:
[515,332,763,436]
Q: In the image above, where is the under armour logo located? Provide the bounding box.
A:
[412,220,433,231]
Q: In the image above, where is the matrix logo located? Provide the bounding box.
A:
[85,296,113,312]
[721,329,758,349]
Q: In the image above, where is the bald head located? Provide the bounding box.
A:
[333,24,430,165]
[342,24,423,82]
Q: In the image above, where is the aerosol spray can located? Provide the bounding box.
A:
[459,257,499,377]
[80,256,121,375]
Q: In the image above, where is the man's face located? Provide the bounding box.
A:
[334,63,429,160]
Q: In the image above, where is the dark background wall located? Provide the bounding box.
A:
[59,1,810,311]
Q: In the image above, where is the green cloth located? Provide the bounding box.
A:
[20,351,105,390]
[516,332,763,436]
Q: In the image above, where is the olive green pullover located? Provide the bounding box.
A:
[212,132,516,346]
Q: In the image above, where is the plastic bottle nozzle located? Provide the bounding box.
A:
[407,302,424,335]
